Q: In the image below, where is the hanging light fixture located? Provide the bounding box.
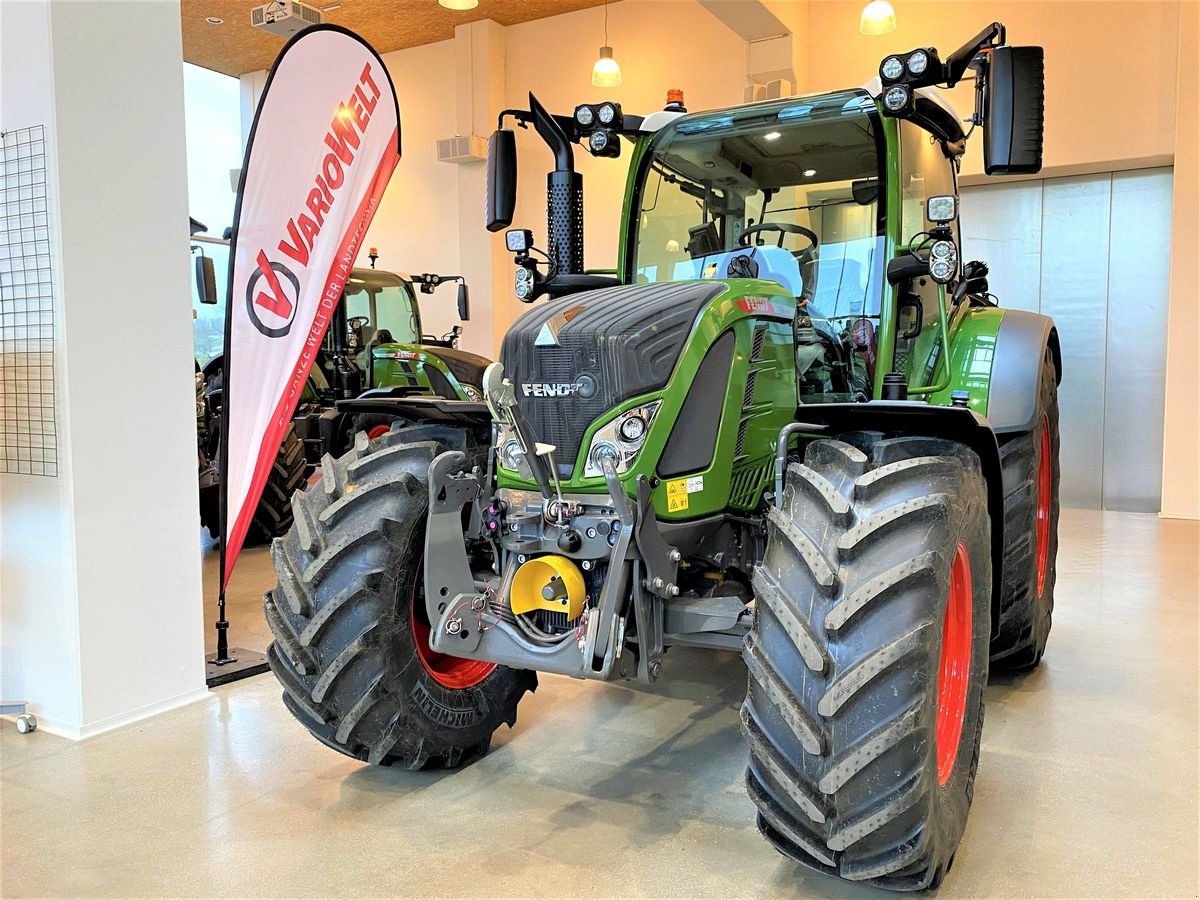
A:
[439,0,479,9]
[592,1,622,87]
[859,0,896,35]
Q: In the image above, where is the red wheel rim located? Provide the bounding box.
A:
[409,577,495,690]
[936,543,973,785]
[367,424,391,441]
[1035,414,1052,598]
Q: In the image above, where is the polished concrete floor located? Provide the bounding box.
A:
[4,509,1198,897]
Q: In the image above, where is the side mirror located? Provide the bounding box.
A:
[457,281,470,321]
[195,254,218,305]
[485,128,517,233]
[983,45,1044,175]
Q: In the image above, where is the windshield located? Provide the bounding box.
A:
[342,273,421,371]
[631,91,886,321]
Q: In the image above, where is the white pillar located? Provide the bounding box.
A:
[453,19,512,357]
[0,0,207,737]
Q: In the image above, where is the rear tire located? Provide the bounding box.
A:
[743,436,991,891]
[264,424,535,768]
[245,424,307,544]
[990,348,1059,669]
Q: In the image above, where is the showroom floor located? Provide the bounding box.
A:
[3,509,1197,898]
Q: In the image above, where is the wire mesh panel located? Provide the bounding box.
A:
[0,125,58,476]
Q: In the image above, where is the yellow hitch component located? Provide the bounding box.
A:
[511,555,586,621]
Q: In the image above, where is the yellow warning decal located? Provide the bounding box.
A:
[666,475,703,512]
[666,478,689,512]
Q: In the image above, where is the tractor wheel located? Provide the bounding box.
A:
[244,424,307,544]
[349,413,405,444]
[990,348,1060,669]
[264,424,535,769]
[743,436,991,891]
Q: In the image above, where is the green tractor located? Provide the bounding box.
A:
[191,230,486,540]
[263,24,1057,890]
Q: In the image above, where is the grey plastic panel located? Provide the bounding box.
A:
[1102,169,1173,512]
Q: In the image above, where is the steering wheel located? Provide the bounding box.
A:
[738,222,819,263]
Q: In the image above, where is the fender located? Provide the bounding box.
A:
[987,308,1061,434]
[794,402,1006,633]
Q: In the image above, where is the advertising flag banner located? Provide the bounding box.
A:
[221,26,400,590]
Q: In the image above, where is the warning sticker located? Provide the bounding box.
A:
[666,475,704,513]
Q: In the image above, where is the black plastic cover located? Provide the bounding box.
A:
[486,129,517,232]
[984,46,1045,175]
[657,330,736,478]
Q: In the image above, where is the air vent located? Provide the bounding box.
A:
[735,417,749,457]
[437,134,488,164]
[751,325,767,362]
[743,370,758,408]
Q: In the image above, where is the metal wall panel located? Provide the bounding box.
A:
[960,180,1043,313]
[961,169,1173,512]
[1102,168,1173,512]
[1037,175,1112,509]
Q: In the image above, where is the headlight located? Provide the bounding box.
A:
[588,130,610,154]
[880,56,904,81]
[461,384,483,402]
[883,85,910,113]
[575,105,594,127]
[906,49,929,76]
[515,278,533,301]
[583,401,660,478]
[597,102,616,125]
[618,414,646,443]
[929,240,957,284]
[496,426,534,481]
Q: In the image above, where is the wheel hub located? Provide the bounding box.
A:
[1035,414,1052,598]
[936,542,973,785]
[409,578,495,690]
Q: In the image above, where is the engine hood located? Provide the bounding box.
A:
[500,280,726,476]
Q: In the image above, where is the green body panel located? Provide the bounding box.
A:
[926,305,1004,415]
[498,279,797,519]
[616,135,654,279]
[371,343,473,400]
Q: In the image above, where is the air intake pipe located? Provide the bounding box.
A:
[528,93,583,276]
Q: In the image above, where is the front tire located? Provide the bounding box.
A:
[743,436,991,891]
[264,424,535,768]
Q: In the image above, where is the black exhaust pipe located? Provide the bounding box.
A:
[528,93,583,276]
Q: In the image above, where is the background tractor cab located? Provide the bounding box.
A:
[188,232,489,468]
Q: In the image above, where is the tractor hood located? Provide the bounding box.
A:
[416,344,491,389]
[500,280,725,476]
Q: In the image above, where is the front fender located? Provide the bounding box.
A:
[987,309,1060,434]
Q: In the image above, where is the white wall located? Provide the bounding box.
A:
[0,0,207,737]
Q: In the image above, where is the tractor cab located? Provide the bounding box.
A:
[627,90,886,402]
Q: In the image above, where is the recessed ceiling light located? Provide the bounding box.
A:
[204,16,223,24]
[803,168,817,177]
[764,131,782,141]
[439,0,479,8]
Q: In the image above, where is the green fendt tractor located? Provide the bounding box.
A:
[191,231,487,540]
[264,24,1058,890]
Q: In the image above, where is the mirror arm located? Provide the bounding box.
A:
[943,22,1006,86]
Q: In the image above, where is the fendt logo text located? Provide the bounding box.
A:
[521,383,580,398]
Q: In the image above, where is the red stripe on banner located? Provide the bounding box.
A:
[222,127,400,589]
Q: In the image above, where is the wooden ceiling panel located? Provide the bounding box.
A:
[181,0,611,76]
